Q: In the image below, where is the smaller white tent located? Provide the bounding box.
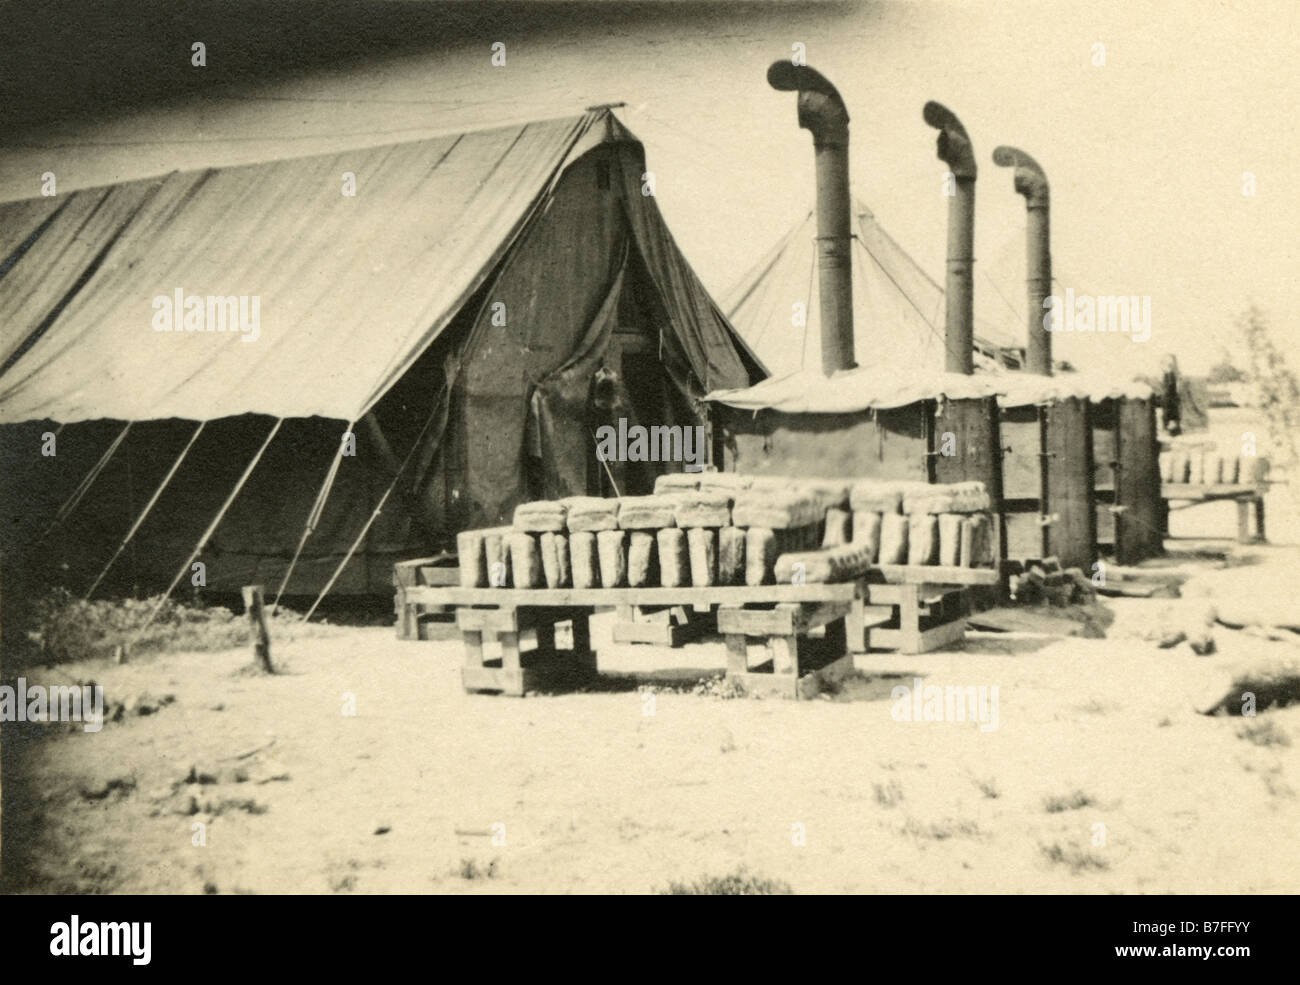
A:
[721,200,1023,378]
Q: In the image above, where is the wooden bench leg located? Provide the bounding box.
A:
[571,612,596,673]
[899,584,922,654]
[462,629,484,670]
[1237,499,1250,544]
[725,633,748,674]
[823,616,846,655]
[499,631,524,696]
[1254,496,1266,543]
[768,634,797,677]
[799,616,855,697]
[845,595,866,654]
[532,622,556,663]
[462,626,521,696]
[396,587,411,639]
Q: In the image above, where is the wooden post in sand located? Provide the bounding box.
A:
[242,584,273,673]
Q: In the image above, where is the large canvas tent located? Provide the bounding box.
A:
[0,108,762,598]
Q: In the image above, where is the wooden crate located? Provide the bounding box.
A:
[394,555,459,640]
[611,603,716,646]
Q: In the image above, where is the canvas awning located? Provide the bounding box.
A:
[991,369,1153,406]
[705,363,1151,414]
[706,365,1001,413]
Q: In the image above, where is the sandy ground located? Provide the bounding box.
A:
[5,556,1298,894]
[4,409,1297,895]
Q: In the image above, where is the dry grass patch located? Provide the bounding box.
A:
[660,868,792,895]
[1043,790,1096,813]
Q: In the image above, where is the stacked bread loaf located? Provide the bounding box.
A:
[454,474,994,588]
[1159,450,1267,486]
[846,479,994,570]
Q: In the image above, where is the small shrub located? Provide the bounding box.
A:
[901,817,981,840]
[1043,790,1095,813]
[874,779,904,807]
[20,588,316,667]
[693,674,747,700]
[660,867,792,895]
[1041,842,1109,873]
[1238,719,1291,748]
[458,858,499,880]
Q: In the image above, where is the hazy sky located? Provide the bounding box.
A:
[2,0,1295,377]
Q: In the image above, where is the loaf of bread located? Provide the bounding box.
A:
[732,490,821,530]
[617,495,679,530]
[596,530,628,587]
[570,531,599,587]
[539,531,570,588]
[718,526,746,586]
[653,473,702,495]
[657,528,688,587]
[673,491,732,528]
[564,496,619,532]
[512,500,567,532]
[775,541,877,584]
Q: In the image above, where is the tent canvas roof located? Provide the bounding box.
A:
[709,200,1150,414]
[0,108,755,425]
[720,201,1022,380]
[705,363,1151,414]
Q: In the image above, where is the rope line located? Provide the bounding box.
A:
[300,403,445,624]
[271,421,356,612]
[128,418,283,649]
[84,421,206,600]
[799,234,817,370]
[38,422,133,543]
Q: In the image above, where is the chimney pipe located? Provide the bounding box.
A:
[993,146,1051,375]
[923,101,977,376]
[768,62,855,376]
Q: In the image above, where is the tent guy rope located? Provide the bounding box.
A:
[271,420,357,612]
[37,422,133,544]
[128,418,283,649]
[299,402,445,624]
[84,421,207,600]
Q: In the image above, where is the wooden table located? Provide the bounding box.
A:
[1161,482,1268,544]
[402,564,999,698]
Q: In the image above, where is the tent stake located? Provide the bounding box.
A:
[129,418,283,649]
[243,584,273,673]
[85,420,206,600]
